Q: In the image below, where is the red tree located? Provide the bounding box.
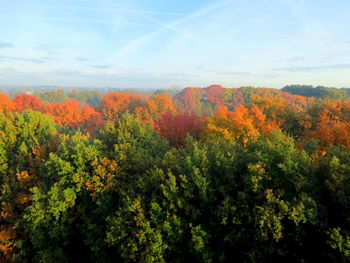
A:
[13,94,43,112]
[81,105,105,135]
[173,87,203,113]
[154,111,205,147]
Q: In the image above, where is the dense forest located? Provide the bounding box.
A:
[1,84,350,262]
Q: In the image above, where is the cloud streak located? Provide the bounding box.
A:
[274,64,350,72]
[0,41,14,48]
[92,64,112,69]
[205,69,255,76]
[0,55,57,63]
[0,55,45,63]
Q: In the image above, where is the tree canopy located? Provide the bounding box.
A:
[1,85,350,262]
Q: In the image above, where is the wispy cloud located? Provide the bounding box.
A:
[92,64,112,69]
[154,72,195,80]
[53,69,95,78]
[202,68,283,79]
[0,41,14,48]
[76,57,90,62]
[105,69,122,75]
[0,55,44,63]
[205,69,255,76]
[274,64,350,72]
[0,55,57,63]
[34,45,61,56]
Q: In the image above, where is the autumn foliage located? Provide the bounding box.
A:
[0,94,15,113]
[300,100,350,148]
[13,94,43,112]
[0,85,349,149]
[2,85,350,262]
[101,92,142,121]
[135,94,178,122]
[205,105,280,145]
[154,111,205,147]
[43,100,104,133]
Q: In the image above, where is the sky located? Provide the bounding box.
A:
[0,0,350,89]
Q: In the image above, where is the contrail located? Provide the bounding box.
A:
[102,0,259,64]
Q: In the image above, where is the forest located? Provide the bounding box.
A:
[1,84,350,262]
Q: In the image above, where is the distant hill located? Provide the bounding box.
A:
[281,85,350,100]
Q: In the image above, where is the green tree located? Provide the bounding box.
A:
[0,111,58,261]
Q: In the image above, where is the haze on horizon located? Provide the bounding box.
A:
[0,0,349,89]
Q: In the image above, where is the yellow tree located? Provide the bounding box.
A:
[135,94,178,122]
[0,94,15,114]
[205,105,280,145]
[101,93,142,122]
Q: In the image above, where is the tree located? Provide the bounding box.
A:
[80,105,105,135]
[21,115,169,262]
[39,89,69,103]
[302,100,350,149]
[205,105,280,146]
[154,111,205,147]
[135,94,178,122]
[0,111,58,261]
[101,93,142,122]
[105,132,319,262]
[0,94,15,114]
[67,90,102,107]
[13,94,43,112]
[173,87,203,113]
[43,100,104,133]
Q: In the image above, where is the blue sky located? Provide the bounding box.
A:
[0,0,349,89]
